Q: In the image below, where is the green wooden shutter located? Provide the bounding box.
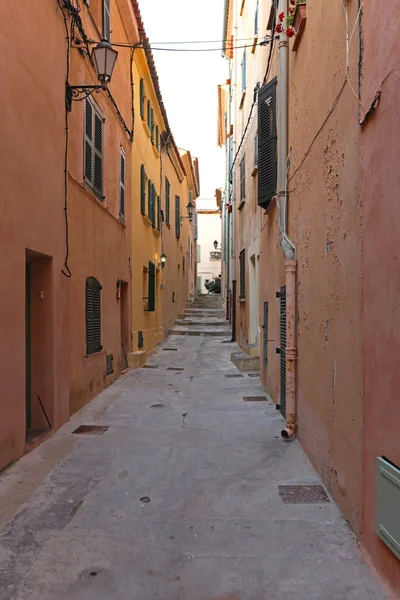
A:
[86,277,102,355]
[147,100,151,129]
[148,261,156,312]
[93,112,103,197]
[165,178,170,225]
[140,79,145,119]
[140,164,146,214]
[150,108,155,144]
[175,195,180,238]
[258,77,277,209]
[84,99,93,184]
[156,126,160,150]
[120,149,125,220]
[148,179,152,218]
[157,195,161,231]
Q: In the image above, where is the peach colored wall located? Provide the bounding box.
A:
[0,1,68,471]
[66,0,134,413]
[361,2,400,590]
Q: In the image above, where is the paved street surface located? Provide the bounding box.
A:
[0,334,387,599]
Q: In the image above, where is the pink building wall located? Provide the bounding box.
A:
[361,1,400,590]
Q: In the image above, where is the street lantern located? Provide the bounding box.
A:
[213,240,219,249]
[160,253,167,268]
[92,39,119,88]
[186,200,194,222]
[66,39,119,111]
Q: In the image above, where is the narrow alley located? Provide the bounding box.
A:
[0,298,387,599]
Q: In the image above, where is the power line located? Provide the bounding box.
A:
[109,41,270,52]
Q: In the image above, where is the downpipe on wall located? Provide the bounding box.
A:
[278,0,297,440]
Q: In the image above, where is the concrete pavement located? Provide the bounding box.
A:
[0,333,388,599]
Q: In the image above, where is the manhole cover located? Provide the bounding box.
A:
[243,396,268,402]
[167,367,184,371]
[142,365,159,369]
[163,348,178,351]
[225,374,243,378]
[73,425,109,435]
[278,485,330,504]
[248,373,259,378]
[150,403,167,409]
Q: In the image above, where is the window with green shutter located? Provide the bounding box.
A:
[152,183,156,227]
[140,79,145,119]
[140,164,146,214]
[86,277,102,355]
[258,77,277,209]
[148,179,152,220]
[150,108,155,144]
[156,125,160,150]
[147,261,156,312]
[157,195,161,231]
[119,148,125,220]
[147,100,151,129]
[175,195,181,238]
[84,97,104,199]
[165,178,170,225]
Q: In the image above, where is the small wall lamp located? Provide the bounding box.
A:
[66,39,118,111]
[181,200,194,223]
[213,240,219,249]
[159,253,167,268]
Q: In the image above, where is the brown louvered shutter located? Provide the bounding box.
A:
[239,249,246,299]
[165,178,170,225]
[93,112,103,197]
[86,277,102,355]
[258,77,277,209]
[148,261,156,312]
[120,149,125,220]
[175,195,180,238]
[84,99,93,184]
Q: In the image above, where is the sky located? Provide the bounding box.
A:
[139,0,226,199]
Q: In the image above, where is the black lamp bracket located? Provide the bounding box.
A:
[66,83,104,112]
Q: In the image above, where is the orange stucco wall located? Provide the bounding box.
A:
[361,2,400,590]
[0,1,68,470]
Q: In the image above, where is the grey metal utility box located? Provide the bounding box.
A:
[376,457,400,560]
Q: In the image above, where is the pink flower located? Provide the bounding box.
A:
[276,23,284,33]
[286,27,295,38]
[278,11,285,22]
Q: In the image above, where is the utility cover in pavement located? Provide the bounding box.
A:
[73,425,109,435]
[142,365,159,369]
[225,374,243,378]
[163,348,178,351]
[167,367,184,371]
[243,396,268,402]
[278,484,330,504]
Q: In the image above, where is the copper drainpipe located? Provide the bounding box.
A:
[277,0,297,440]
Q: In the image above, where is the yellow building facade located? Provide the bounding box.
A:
[128,3,199,368]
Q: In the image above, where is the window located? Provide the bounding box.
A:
[84,98,103,198]
[156,125,160,151]
[150,108,155,144]
[147,261,156,312]
[197,244,201,262]
[241,49,247,93]
[140,164,146,214]
[258,77,277,208]
[254,0,259,35]
[239,249,246,299]
[254,132,258,168]
[119,148,125,220]
[140,79,145,119]
[210,251,222,261]
[175,195,181,238]
[86,277,102,355]
[183,256,185,273]
[194,209,198,240]
[147,100,151,130]
[165,178,170,225]
[103,0,110,40]
[148,180,156,226]
[157,195,161,231]
[240,154,246,201]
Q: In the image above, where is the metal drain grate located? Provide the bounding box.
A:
[243,396,268,402]
[221,340,233,344]
[247,373,259,378]
[142,365,159,369]
[163,348,178,351]
[73,425,109,435]
[225,374,243,378]
[278,485,330,504]
[167,367,184,372]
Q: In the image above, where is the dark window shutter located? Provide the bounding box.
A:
[140,79,145,119]
[258,77,277,209]
[120,150,125,219]
[156,125,160,150]
[242,49,247,92]
[165,178,170,225]
[86,277,102,355]
[254,0,259,35]
[140,164,146,214]
[148,179,152,219]
[93,112,103,196]
[175,195,180,238]
[148,261,156,312]
[147,100,151,128]
[157,195,161,231]
[239,249,246,299]
[103,0,111,40]
[151,183,156,227]
[150,108,155,144]
[240,155,246,201]
[84,99,93,184]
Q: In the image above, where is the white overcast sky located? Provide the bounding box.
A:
[139,0,226,198]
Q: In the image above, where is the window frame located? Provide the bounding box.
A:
[119,147,126,220]
[84,97,104,200]
[85,277,102,355]
[102,0,111,41]
[165,177,170,225]
[175,195,181,238]
[240,154,246,201]
[239,249,246,299]
[140,164,146,215]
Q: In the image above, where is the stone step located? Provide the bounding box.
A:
[175,318,229,327]
[182,308,225,315]
[169,326,231,337]
[231,351,260,372]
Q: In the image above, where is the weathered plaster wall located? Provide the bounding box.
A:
[0,1,68,470]
[361,0,400,590]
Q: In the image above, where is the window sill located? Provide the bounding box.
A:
[152,144,160,158]
[239,91,246,110]
[154,228,161,237]
[238,199,245,211]
[252,166,258,177]
[142,215,153,228]
[239,297,246,303]
[84,180,105,203]
[143,121,151,139]
[292,4,307,52]
[85,349,103,358]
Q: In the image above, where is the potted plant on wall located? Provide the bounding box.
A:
[276,0,307,51]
